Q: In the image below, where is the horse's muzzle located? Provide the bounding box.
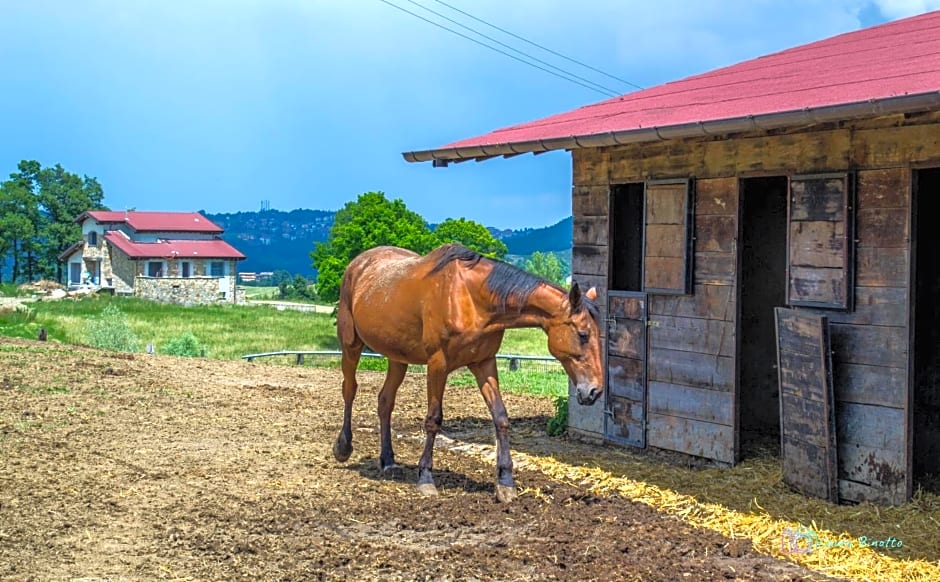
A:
[575,384,602,406]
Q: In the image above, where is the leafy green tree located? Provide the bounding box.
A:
[434,217,507,259]
[312,192,438,302]
[524,251,565,286]
[36,164,105,281]
[0,160,105,283]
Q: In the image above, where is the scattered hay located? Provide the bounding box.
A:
[18,280,65,294]
[434,433,940,582]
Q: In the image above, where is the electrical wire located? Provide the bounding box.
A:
[432,0,643,90]
[375,0,621,97]
[400,0,623,96]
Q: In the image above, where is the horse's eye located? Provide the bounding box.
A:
[578,331,590,345]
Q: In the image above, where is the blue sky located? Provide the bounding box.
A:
[2,1,938,229]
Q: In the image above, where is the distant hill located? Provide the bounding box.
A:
[203,209,573,278]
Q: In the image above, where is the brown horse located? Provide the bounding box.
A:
[332,243,604,502]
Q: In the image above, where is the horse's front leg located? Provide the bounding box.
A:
[468,358,516,503]
[416,355,447,496]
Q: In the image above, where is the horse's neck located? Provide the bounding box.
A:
[486,284,564,331]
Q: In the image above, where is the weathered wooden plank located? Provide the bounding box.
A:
[825,286,908,327]
[608,294,645,319]
[838,479,907,506]
[694,252,735,285]
[650,284,736,321]
[789,221,845,268]
[695,215,736,253]
[778,351,826,402]
[790,177,847,221]
[644,257,686,291]
[775,309,826,357]
[572,185,610,216]
[645,224,685,257]
[833,363,906,408]
[856,208,908,248]
[608,319,644,359]
[606,395,645,447]
[700,129,851,177]
[648,349,734,391]
[782,435,838,501]
[573,215,608,246]
[646,183,688,224]
[852,123,940,168]
[572,244,608,277]
[839,443,907,504]
[856,247,908,287]
[829,323,907,368]
[694,177,738,216]
[781,396,829,448]
[788,266,847,306]
[607,355,644,401]
[573,149,609,186]
[648,381,733,425]
[857,167,909,209]
[835,402,906,450]
[648,413,734,463]
[648,315,734,357]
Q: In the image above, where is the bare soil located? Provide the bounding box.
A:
[0,338,830,581]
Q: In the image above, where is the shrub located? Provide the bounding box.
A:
[85,303,140,353]
[546,395,568,436]
[161,332,205,358]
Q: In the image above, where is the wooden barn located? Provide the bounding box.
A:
[404,11,940,505]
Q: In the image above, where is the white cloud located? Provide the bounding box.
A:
[871,0,940,18]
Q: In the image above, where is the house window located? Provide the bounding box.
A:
[180,261,192,278]
[147,261,163,277]
[209,261,225,277]
[88,231,98,247]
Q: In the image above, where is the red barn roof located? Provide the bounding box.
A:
[104,231,245,260]
[77,211,223,234]
[404,10,940,163]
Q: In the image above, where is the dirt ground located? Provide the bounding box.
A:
[0,338,832,581]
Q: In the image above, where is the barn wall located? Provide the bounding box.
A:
[569,112,940,503]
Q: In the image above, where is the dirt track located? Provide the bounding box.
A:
[0,338,830,581]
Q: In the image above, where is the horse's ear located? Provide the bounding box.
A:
[585,287,598,301]
[568,282,582,313]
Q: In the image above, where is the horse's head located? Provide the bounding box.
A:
[545,283,605,406]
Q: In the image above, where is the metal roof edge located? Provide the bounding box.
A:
[402,91,940,165]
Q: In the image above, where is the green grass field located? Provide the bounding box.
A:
[0,295,567,397]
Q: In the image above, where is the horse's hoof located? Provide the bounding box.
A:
[333,438,352,462]
[416,482,439,496]
[495,484,517,504]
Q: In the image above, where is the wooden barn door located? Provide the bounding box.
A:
[774,308,839,502]
[605,291,648,447]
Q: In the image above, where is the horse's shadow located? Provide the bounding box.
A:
[344,457,495,496]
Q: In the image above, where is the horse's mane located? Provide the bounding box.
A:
[427,244,599,319]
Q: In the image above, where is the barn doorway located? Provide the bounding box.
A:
[912,167,940,494]
[738,177,789,459]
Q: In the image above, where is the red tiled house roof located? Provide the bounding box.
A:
[404,10,940,163]
[76,211,224,233]
[104,231,246,260]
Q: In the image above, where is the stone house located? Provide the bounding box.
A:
[59,211,246,304]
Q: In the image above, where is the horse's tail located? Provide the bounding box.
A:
[336,260,359,348]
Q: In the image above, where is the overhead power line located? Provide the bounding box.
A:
[432,0,644,91]
[399,0,622,96]
[375,0,622,97]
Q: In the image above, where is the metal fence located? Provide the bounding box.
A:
[242,350,564,374]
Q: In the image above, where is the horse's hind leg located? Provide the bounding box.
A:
[468,358,516,503]
[333,298,363,462]
[416,355,447,496]
[378,361,407,473]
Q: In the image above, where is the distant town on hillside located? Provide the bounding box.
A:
[201,208,573,278]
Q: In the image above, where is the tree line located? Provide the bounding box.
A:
[0,160,106,284]
[311,191,567,302]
